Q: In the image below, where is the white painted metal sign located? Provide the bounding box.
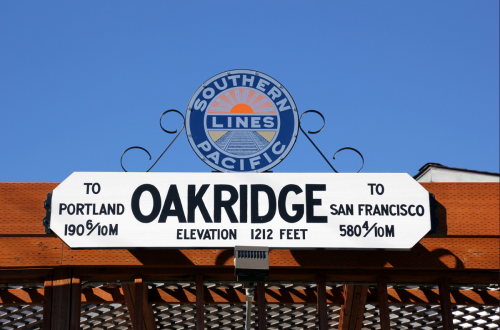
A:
[49,172,431,249]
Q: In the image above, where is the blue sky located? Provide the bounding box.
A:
[1,1,498,182]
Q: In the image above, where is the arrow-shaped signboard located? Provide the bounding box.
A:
[48,173,431,249]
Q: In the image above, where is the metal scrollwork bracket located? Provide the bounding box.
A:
[299,110,364,173]
[121,109,185,172]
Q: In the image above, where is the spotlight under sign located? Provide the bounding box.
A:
[46,172,432,250]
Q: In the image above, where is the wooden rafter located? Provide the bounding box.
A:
[1,286,497,306]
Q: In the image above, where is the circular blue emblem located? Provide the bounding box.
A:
[186,70,298,172]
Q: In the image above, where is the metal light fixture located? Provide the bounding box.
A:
[234,246,270,330]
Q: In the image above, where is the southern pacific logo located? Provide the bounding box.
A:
[186,70,299,172]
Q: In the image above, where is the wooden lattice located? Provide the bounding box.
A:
[0,283,498,330]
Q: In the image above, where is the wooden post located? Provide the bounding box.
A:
[377,276,390,330]
[134,277,144,330]
[42,275,53,330]
[439,277,454,330]
[69,274,81,330]
[317,275,328,330]
[123,276,155,330]
[338,285,368,330]
[142,282,157,330]
[257,282,266,330]
[196,274,204,330]
[50,269,72,330]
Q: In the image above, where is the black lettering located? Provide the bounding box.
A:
[346,204,353,215]
[408,205,416,216]
[389,205,396,216]
[108,204,116,215]
[159,185,187,223]
[385,225,395,237]
[188,185,212,223]
[177,229,182,239]
[240,185,248,223]
[131,184,162,223]
[416,205,424,216]
[99,204,107,215]
[117,204,124,215]
[400,204,407,216]
[251,185,276,223]
[92,183,101,194]
[278,184,304,223]
[373,205,381,216]
[77,203,84,215]
[330,204,338,216]
[358,204,364,215]
[214,185,239,223]
[221,229,228,240]
[85,203,92,215]
[365,204,373,216]
[203,230,211,240]
[67,204,75,215]
[93,204,98,215]
[229,229,236,239]
[381,204,389,216]
[368,183,376,195]
[84,183,92,194]
[109,224,118,235]
[376,184,384,195]
[59,203,67,215]
[306,184,327,223]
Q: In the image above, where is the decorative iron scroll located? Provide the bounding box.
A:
[120,109,364,173]
[299,110,364,173]
[120,109,185,172]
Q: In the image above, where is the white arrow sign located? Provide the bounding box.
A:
[49,172,431,249]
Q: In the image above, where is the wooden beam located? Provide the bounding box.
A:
[134,277,144,330]
[377,276,390,330]
[1,184,498,271]
[142,280,157,330]
[368,287,500,306]
[42,276,53,330]
[81,287,125,304]
[196,274,204,330]
[0,288,44,304]
[56,237,499,269]
[51,268,72,330]
[338,285,368,330]
[2,236,494,271]
[439,277,454,330]
[257,283,266,330]
[73,267,499,285]
[0,269,53,283]
[2,182,498,237]
[123,276,154,330]
[123,283,137,329]
[317,275,328,330]
[69,274,81,330]
[1,285,498,306]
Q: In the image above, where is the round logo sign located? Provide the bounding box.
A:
[186,70,299,172]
